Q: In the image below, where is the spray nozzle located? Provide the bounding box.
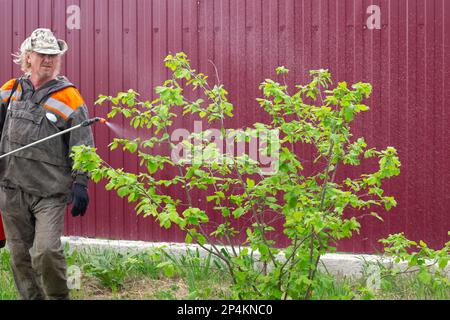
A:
[81,117,107,127]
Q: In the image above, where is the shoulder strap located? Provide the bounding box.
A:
[7,78,20,105]
[0,78,20,136]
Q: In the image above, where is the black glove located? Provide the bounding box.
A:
[70,183,89,217]
[0,240,5,249]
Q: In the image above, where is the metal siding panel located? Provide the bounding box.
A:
[0,1,14,94]
[415,0,426,243]
[152,0,168,242]
[327,0,336,80]
[12,0,26,76]
[250,0,264,124]
[434,0,446,247]
[311,0,321,69]
[351,0,365,253]
[136,0,155,241]
[423,0,435,245]
[181,0,199,165]
[394,0,410,240]
[68,15,79,236]
[198,0,215,78]
[302,0,314,237]
[344,0,360,252]
[66,0,82,235]
[377,0,393,244]
[336,0,346,80]
[108,0,125,240]
[93,0,112,239]
[386,0,400,242]
[284,0,296,89]
[372,0,389,251]
[230,0,247,243]
[175,0,199,243]
[166,0,184,243]
[80,0,97,238]
[442,0,450,248]
[198,0,216,243]
[261,0,278,80]
[406,0,418,241]
[38,0,53,28]
[52,0,73,235]
[320,0,330,68]
[214,0,231,93]
[25,0,39,40]
[277,0,296,247]
[123,0,139,240]
[294,0,304,86]
[53,0,68,77]
[0,0,448,252]
[211,0,224,244]
[366,0,382,252]
[349,0,365,252]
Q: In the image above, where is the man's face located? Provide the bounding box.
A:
[28,52,61,81]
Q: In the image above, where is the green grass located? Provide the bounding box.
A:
[375,273,449,300]
[0,250,18,300]
[0,246,448,300]
[65,245,231,299]
[158,248,231,299]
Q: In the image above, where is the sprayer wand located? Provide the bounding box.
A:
[0,117,106,161]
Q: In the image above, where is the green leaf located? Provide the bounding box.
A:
[287,194,298,209]
[343,107,354,122]
[232,208,245,219]
[417,269,432,284]
[246,178,255,189]
[117,187,129,198]
[95,95,108,105]
[438,258,448,270]
[185,233,193,244]
[128,143,137,153]
[276,66,289,75]
[147,161,158,174]
[356,104,369,111]
[127,192,140,202]
[197,233,206,245]
[370,212,384,222]
[157,262,175,278]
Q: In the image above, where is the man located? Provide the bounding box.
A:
[0,28,94,299]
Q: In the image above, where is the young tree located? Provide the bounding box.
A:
[72,53,401,299]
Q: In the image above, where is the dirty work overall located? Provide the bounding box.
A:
[0,77,90,300]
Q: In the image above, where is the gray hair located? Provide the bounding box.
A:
[12,49,32,73]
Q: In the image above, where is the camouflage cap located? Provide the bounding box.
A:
[20,28,68,55]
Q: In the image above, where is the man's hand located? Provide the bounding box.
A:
[70,183,89,217]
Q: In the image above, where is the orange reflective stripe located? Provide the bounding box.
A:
[12,83,21,100]
[0,79,17,91]
[44,97,75,120]
[50,87,85,111]
[1,90,11,103]
[3,84,21,103]
[1,78,17,103]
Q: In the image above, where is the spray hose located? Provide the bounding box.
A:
[0,117,107,160]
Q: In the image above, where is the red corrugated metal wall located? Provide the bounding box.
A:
[0,0,449,253]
